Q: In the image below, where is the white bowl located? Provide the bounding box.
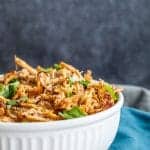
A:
[0,92,124,150]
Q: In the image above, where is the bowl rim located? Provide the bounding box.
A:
[0,92,124,131]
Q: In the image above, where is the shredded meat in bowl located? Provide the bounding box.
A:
[0,56,122,122]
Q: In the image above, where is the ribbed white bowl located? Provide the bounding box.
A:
[0,93,124,150]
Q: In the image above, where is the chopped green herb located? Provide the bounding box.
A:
[8,78,18,83]
[79,80,90,88]
[68,77,74,87]
[104,83,118,102]
[0,84,4,92]
[6,100,18,108]
[2,86,10,98]
[66,91,73,97]
[7,80,20,99]
[0,79,20,99]
[39,67,52,73]
[0,84,9,98]
[53,64,61,70]
[59,106,86,119]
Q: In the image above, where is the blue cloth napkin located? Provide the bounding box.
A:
[110,107,150,150]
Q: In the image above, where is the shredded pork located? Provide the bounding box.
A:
[0,56,122,122]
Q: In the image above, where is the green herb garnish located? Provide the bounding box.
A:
[59,106,86,119]
[8,78,18,83]
[8,79,20,98]
[79,80,90,88]
[68,77,74,87]
[0,79,20,99]
[6,100,18,108]
[104,83,118,102]
[6,96,28,109]
[39,67,52,73]
[66,91,73,97]
[53,64,61,70]
[0,84,9,98]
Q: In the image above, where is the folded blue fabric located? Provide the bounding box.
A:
[110,107,150,150]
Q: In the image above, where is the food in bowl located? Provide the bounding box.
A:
[0,56,122,122]
[0,56,124,150]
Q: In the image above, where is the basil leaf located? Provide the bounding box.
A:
[53,64,61,70]
[59,107,86,119]
[79,80,90,88]
[104,83,118,102]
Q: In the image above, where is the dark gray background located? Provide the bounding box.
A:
[0,0,150,88]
